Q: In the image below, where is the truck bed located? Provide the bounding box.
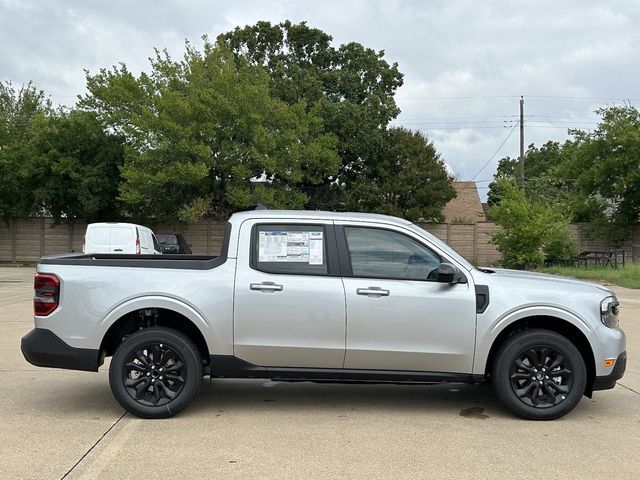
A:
[38,223,231,270]
[38,253,225,270]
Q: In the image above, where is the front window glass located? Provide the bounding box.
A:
[345,227,441,280]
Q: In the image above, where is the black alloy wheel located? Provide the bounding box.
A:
[492,329,587,420]
[123,344,185,407]
[509,346,573,408]
[109,327,203,418]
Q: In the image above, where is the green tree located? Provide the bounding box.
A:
[0,81,52,222]
[563,105,640,245]
[28,110,125,223]
[486,156,517,207]
[346,127,455,221]
[487,141,572,208]
[219,21,404,207]
[81,41,339,221]
[488,180,576,269]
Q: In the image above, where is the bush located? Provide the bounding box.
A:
[487,180,577,269]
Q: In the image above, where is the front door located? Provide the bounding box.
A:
[233,221,346,368]
[339,224,477,373]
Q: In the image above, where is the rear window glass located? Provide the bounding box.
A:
[86,227,110,244]
[111,227,134,245]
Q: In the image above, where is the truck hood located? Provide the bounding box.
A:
[476,268,614,297]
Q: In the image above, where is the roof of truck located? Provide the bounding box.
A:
[229,210,412,225]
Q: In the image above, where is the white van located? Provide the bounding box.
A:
[83,223,162,255]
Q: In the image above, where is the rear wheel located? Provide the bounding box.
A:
[492,329,586,420]
[109,327,203,418]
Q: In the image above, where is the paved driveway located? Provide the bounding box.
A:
[1,267,638,479]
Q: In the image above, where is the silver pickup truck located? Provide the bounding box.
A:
[21,210,626,420]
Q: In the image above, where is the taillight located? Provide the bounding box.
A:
[34,273,60,316]
[136,238,141,255]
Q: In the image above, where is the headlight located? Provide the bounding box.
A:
[600,296,619,328]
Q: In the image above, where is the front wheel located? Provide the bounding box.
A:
[492,329,587,420]
[109,327,203,418]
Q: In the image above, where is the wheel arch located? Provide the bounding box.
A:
[99,296,212,368]
[482,315,596,396]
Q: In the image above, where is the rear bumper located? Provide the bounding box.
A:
[593,351,627,391]
[21,328,101,372]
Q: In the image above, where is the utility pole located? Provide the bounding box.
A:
[519,95,525,192]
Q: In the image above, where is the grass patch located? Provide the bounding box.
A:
[539,263,640,289]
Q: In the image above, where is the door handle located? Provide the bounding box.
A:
[250,282,284,292]
[356,287,390,297]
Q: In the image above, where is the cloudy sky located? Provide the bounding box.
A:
[2,0,638,198]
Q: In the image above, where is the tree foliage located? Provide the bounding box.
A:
[220,21,404,206]
[0,81,52,222]
[0,82,124,224]
[487,105,640,245]
[487,141,569,208]
[346,127,455,221]
[81,40,339,221]
[564,106,640,244]
[1,23,457,226]
[488,180,577,269]
[29,110,124,223]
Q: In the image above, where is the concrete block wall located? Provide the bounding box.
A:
[1,218,638,266]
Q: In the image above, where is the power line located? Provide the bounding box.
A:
[524,94,640,101]
[397,95,520,101]
[468,123,518,183]
[416,125,515,130]
[397,94,639,102]
[398,114,518,120]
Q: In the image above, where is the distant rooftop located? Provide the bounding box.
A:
[441,181,486,223]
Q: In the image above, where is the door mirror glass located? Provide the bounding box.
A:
[435,262,464,284]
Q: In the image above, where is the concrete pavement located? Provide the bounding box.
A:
[1,266,638,479]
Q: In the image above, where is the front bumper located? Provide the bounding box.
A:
[593,351,627,391]
[21,328,101,372]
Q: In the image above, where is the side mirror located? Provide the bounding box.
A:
[435,262,464,284]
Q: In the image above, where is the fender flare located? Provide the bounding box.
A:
[98,295,212,350]
[473,305,595,375]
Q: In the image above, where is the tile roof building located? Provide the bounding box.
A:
[441,181,486,223]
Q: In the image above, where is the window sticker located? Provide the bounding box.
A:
[258,230,324,264]
[308,231,324,265]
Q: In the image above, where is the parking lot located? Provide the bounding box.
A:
[1,266,639,480]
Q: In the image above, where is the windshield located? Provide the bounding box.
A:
[156,235,178,245]
[406,223,475,271]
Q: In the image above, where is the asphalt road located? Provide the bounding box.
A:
[1,266,639,479]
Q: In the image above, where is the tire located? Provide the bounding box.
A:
[109,327,203,419]
[492,329,587,420]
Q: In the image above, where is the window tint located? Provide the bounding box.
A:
[344,227,441,280]
[253,224,328,275]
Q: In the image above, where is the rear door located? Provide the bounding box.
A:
[233,220,346,368]
[109,226,136,254]
[338,223,477,373]
[84,225,110,253]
